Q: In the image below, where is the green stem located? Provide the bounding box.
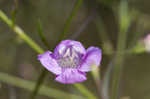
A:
[95,16,114,55]
[0,10,44,54]
[37,20,50,49]
[11,0,18,27]
[58,0,83,41]
[111,1,130,99]
[30,69,48,99]
[30,21,51,99]
[91,66,101,98]
[30,20,51,99]
[74,84,97,99]
[0,72,84,99]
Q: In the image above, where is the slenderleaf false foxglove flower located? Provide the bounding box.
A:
[38,40,102,84]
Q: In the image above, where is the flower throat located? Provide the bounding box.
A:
[57,47,81,68]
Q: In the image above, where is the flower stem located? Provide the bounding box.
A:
[30,68,48,99]
[91,66,102,98]
[111,1,130,99]
[95,16,114,55]
[0,10,44,54]
[74,83,97,99]
[58,0,83,41]
[30,20,51,99]
[37,19,50,49]
[0,72,84,99]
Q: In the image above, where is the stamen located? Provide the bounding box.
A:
[57,47,81,68]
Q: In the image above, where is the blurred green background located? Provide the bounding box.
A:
[0,0,150,99]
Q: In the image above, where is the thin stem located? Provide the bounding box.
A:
[70,9,96,40]
[30,20,51,99]
[30,69,48,99]
[0,10,44,54]
[95,16,114,55]
[30,21,51,99]
[37,19,50,49]
[91,66,102,99]
[102,59,114,99]
[0,72,84,99]
[58,0,83,41]
[111,1,130,99]
[11,0,18,27]
[74,84,97,99]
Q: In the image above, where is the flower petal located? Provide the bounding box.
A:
[38,51,61,75]
[55,69,87,84]
[54,40,86,58]
[79,47,102,72]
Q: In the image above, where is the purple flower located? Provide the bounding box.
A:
[38,40,102,84]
